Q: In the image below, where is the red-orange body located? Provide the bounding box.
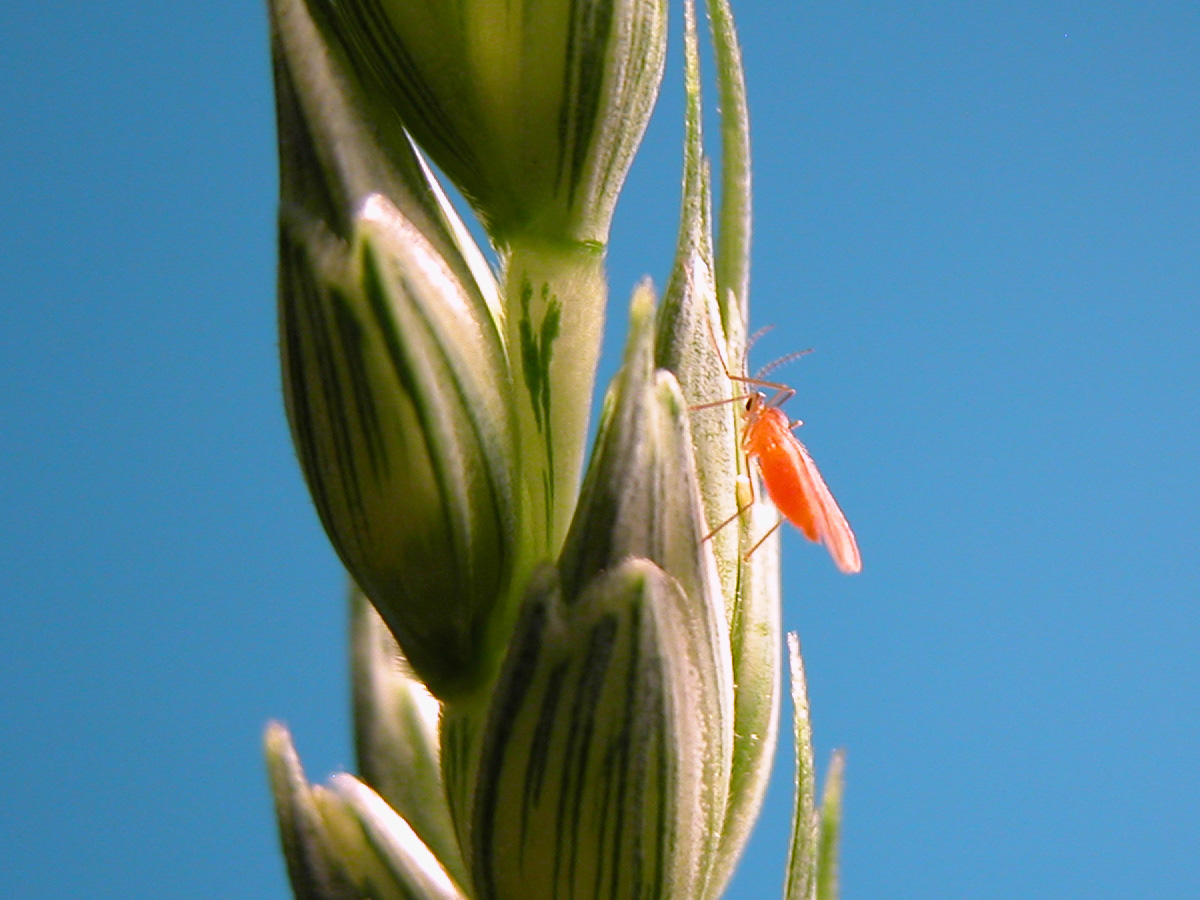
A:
[742,394,862,574]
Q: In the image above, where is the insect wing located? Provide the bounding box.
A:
[792,438,862,574]
[751,411,819,542]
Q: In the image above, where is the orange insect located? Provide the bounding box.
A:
[700,332,862,574]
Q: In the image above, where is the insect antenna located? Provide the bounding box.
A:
[754,348,813,380]
[744,324,775,360]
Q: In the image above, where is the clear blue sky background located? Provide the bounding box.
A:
[2,2,1197,898]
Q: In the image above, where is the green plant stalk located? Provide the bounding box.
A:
[264,0,856,895]
[705,0,752,336]
[502,235,607,558]
[816,752,846,900]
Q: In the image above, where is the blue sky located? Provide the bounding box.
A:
[1,2,1197,898]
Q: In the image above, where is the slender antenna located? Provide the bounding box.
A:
[744,324,775,360]
[755,348,812,380]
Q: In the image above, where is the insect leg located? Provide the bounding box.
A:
[688,392,753,413]
[701,450,756,543]
[743,517,784,560]
[701,497,752,543]
[726,373,795,409]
